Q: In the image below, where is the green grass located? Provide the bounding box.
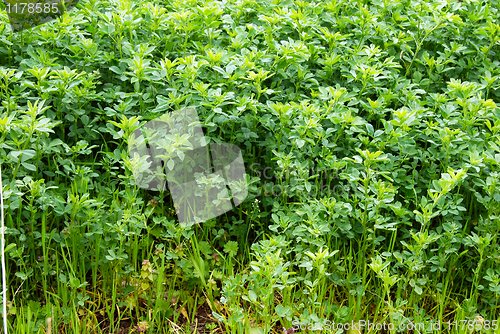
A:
[0,0,500,333]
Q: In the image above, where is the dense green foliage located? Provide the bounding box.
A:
[1,0,500,332]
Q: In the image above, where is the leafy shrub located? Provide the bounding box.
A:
[0,0,499,332]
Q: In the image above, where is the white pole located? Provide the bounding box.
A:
[0,163,7,334]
